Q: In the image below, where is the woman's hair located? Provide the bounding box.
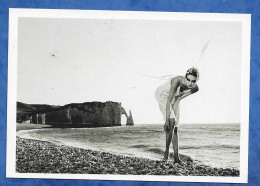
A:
[185,67,200,80]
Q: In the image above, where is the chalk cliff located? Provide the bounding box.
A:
[126,110,134,126]
[17,101,131,127]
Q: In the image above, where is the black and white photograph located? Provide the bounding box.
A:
[7,9,250,183]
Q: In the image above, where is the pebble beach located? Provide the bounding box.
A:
[16,137,240,176]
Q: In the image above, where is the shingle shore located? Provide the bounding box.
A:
[16,137,239,176]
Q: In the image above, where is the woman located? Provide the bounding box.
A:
[154,67,199,163]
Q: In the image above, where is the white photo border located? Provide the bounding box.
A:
[7,8,251,183]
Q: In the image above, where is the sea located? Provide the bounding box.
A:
[18,124,240,170]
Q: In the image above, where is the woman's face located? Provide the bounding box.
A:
[185,75,197,88]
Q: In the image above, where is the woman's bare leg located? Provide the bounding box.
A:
[164,118,175,160]
[172,101,183,164]
[172,127,181,163]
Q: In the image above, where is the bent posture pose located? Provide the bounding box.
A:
[154,68,199,163]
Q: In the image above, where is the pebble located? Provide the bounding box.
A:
[16,137,240,176]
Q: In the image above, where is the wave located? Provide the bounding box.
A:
[130,145,165,155]
[181,129,240,134]
[180,144,240,150]
[130,144,148,148]
[130,144,239,159]
[145,148,195,162]
[146,147,164,154]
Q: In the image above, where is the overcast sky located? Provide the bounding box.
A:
[17,17,242,124]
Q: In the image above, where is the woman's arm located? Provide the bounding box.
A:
[165,78,180,126]
[177,85,199,101]
[172,85,198,125]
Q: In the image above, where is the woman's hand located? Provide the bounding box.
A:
[164,119,170,131]
[178,92,184,97]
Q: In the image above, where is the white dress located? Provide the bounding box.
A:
[154,77,182,126]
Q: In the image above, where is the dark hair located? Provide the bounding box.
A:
[185,67,200,80]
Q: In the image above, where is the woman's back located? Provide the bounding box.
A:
[154,76,182,101]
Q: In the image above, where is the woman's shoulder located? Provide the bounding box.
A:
[170,76,184,82]
[170,76,183,86]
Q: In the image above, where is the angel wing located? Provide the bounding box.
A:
[194,40,211,67]
[144,40,211,80]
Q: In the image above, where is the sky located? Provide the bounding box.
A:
[17,17,242,124]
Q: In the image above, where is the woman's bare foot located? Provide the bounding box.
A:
[163,151,169,160]
[162,157,168,162]
[174,158,186,165]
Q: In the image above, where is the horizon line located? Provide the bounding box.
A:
[131,123,240,125]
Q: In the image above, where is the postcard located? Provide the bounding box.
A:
[7,8,250,183]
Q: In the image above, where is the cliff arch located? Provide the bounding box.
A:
[120,106,128,125]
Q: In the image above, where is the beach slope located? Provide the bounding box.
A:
[16,137,239,176]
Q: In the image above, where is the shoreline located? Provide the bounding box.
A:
[16,136,240,176]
